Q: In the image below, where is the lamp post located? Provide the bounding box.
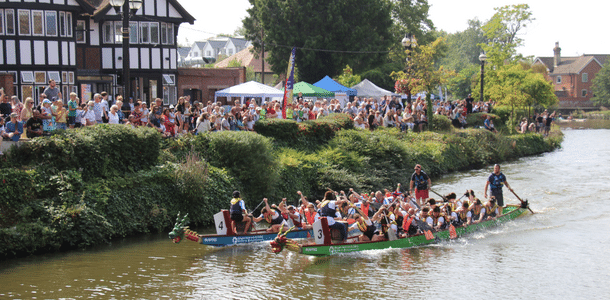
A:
[109,0,142,101]
[401,33,417,105]
[479,51,487,103]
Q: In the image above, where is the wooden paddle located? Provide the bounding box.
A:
[429,188,448,202]
[509,189,535,214]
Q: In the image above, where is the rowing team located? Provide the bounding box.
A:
[230,188,503,242]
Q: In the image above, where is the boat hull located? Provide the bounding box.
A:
[200,229,312,247]
[299,206,527,256]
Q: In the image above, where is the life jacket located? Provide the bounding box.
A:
[403,216,415,233]
[319,200,336,217]
[361,202,370,218]
[485,204,499,218]
[471,205,482,221]
[489,173,505,190]
[265,210,284,225]
[230,198,242,215]
[431,213,447,229]
[458,210,469,223]
[304,210,317,225]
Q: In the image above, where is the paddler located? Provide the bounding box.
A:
[252,198,287,233]
[318,191,349,242]
[229,191,251,234]
[348,204,377,242]
[410,164,432,207]
[484,164,514,208]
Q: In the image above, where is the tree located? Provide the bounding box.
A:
[391,37,454,124]
[480,4,534,66]
[591,61,610,106]
[243,0,393,83]
[227,59,256,82]
[335,65,361,89]
[439,19,486,73]
[446,64,479,99]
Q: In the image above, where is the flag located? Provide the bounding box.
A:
[282,47,296,119]
[424,230,434,240]
[449,224,457,239]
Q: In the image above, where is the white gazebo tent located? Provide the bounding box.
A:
[351,79,399,99]
[214,81,285,105]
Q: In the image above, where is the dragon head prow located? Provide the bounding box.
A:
[169,212,189,244]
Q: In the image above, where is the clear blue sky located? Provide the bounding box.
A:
[177,0,609,58]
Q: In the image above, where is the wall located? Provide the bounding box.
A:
[177,67,246,104]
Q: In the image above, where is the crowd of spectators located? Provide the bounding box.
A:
[1,80,499,155]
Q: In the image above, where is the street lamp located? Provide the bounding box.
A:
[401,33,417,105]
[479,51,487,103]
[110,0,143,101]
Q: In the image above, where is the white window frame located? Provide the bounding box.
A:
[5,9,15,35]
[129,21,138,44]
[114,21,122,43]
[48,71,61,83]
[556,76,562,84]
[140,22,149,44]
[582,73,588,83]
[0,9,4,35]
[45,11,57,36]
[581,89,587,97]
[150,22,159,44]
[102,22,114,44]
[32,10,44,36]
[59,11,66,37]
[76,20,85,43]
[18,9,31,36]
[21,71,34,83]
[66,12,72,37]
[162,74,175,85]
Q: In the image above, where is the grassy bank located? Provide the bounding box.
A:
[0,114,562,259]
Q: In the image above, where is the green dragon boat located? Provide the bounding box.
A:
[270,204,529,257]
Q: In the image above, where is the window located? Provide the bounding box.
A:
[193,51,198,57]
[162,74,175,85]
[160,23,167,44]
[35,71,46,84]
[150,22,159,44]
[32,10,43,36]
[22,85,33,100]
[68,72,74,84]
[75,20,86,43]
[21,71,34,83]
[18,10,30,35]
[5,9,15,35]
[66,12,72,37]
[581,89,588,97]
[556,76,562,84]
[582,73,588,83]
[168,24,174,45]
[0,9,4,35]
[129,21,138,44]
[114,21,122,43]
[102,22,113,44]
[59,11,65,36]
[163,74,176,105]
[45,11,57,36]
[206,50,211,57]
[48,71,61,83]
[62,71,68,83]
[140,22,149,43]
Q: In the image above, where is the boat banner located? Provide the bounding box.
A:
[424,230,435,240]
[282,47,296,119]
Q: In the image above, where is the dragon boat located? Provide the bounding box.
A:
[270,203,530,257]
[169,210,312,247]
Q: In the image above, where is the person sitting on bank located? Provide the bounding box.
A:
[26,110,46,139]
[252,198,287,233]
[484,115,498,133]
[229,191,252,234]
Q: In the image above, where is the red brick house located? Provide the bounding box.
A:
[533,42,609,109]
[177,67,246,105]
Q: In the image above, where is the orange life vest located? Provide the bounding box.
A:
[304,210,317,225]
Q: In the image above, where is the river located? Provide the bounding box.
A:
[1,129,609,299]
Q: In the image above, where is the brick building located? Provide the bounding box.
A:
[177,67,246,105]
[533,42,609,109]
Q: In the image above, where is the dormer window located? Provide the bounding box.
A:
[556,76,562,84]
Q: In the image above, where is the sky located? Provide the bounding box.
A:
[176,0,609,58]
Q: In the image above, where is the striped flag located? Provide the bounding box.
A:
[282,47,296,119]
[424,230,434,240]
[449,224,457,239]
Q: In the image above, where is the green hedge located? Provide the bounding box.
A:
[1,125,161,180]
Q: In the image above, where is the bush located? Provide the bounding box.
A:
[2,125,161,180]
[430,114,452,131]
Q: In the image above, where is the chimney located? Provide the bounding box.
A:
[553,42,561,67]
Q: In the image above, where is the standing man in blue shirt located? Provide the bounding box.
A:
[484,164,513,208]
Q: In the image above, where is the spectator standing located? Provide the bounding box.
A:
[93,94,103,124]
[43,80,59,101]
[67,92,78,129]
[0,91,12,119]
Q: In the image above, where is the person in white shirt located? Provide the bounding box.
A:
[108,105,120,124]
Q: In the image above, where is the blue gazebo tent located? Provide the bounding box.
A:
[313,76,357,96]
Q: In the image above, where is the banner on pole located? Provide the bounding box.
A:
[282,47,296,119]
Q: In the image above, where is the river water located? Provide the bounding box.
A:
[1,129,609,299]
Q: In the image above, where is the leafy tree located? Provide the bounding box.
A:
[439,19,486,73]
[335,65,361,89]
[480,4,534,66]
[592,61,610,106]
[391,37,454,124]
[243,0,393,83]
[447,64,479,99]
[227,59,257,82]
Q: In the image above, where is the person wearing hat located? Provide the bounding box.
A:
[229,191,252,234]
[4,113,23,141]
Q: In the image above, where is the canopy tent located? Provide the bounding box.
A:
[351,79,399,99]
[214,81,284,104]
[286,81,335,98]
[313,76,357,96]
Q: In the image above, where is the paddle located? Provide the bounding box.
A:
[509,189,535,214]
[383,214,398,241]
[429,188,448,202]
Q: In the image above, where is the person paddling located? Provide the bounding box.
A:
[484,164,514,209]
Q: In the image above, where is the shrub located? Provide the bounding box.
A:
[430,114,452,131]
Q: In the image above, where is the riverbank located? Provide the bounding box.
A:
[0,115,563,260]
[556,118,610,129]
